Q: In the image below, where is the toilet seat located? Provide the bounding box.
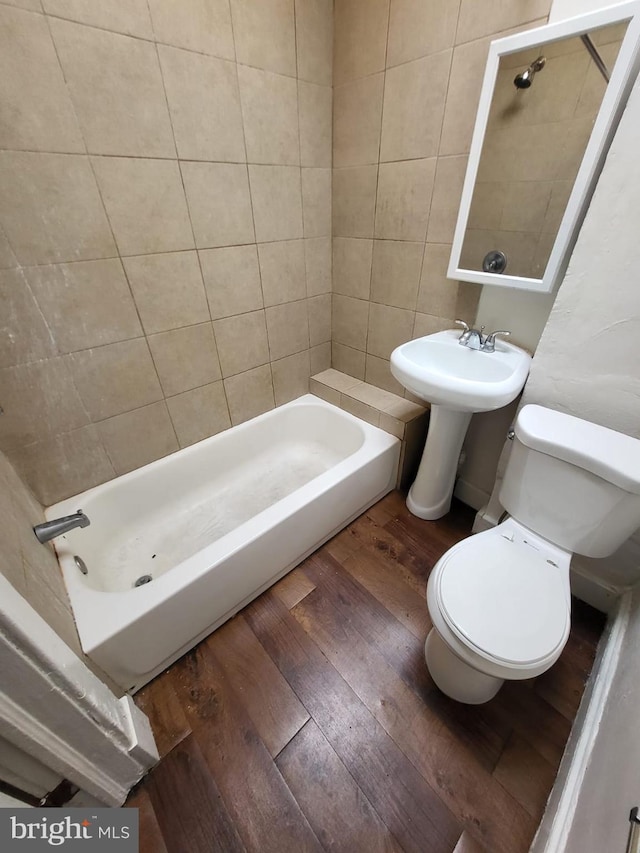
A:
[431,531,570,669]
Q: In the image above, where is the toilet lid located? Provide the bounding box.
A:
[436,535,569,666]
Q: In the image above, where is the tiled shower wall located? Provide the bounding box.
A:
[331,0,553,395]
[0,0,332,505]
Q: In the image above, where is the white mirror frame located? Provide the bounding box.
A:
[448,2,640,293]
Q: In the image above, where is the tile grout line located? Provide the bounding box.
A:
[148,0,233,441]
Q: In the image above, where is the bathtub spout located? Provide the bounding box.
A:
[33,510,90,544]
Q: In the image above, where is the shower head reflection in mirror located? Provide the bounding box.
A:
[448,1,640,294]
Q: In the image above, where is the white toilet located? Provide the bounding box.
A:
[425,404,640,704]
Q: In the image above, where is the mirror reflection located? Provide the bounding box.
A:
[460,22,627,280]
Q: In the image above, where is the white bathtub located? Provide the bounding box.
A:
[48,395,400,691]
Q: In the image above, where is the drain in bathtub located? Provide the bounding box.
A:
[134,575,153,587]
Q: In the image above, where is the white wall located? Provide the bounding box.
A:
[549,0,624,24]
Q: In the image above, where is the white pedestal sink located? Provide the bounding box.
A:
[390,329,531,520]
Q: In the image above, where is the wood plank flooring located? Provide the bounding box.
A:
[127,491,605,853]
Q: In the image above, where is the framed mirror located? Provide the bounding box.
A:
[448,2,640,293]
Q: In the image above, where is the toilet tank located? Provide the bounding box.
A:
[499,405,640,558]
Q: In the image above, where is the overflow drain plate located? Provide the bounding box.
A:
[134,574,153,588]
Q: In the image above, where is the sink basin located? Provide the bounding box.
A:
[390,329,531,413]
[390,329,531,520]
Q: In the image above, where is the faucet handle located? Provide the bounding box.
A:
[483,330,511,352]
[454,319,470,333]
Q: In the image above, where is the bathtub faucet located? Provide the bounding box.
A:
[33,510,91,544]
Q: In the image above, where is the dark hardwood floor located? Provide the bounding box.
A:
[127,491,605,853]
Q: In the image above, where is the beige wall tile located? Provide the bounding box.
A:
[98,401,178,475]
[418,252,478,322]
[365,353,406,395]
[302,168,331,238]
[378,410,404,438]
[413,311,451,338]
[265,300,309,360]
[224,363,275,425]
[3,450,46,524]
[200,244,263,319]
[123,251,210,335]
[13,425,115,505]
[299,82,332,167]
[332,293,368,350]
[333,0,390,85]
[249,165,303,243]
[22,572,82,654]
[346,381,399,410]
[375,158,436,241]
[0,6,83,153]
[439,18,546,157]
[367,302,414,359]
[296,0,332,85]
[304,237,331,296]
[3,0,42,10]
[27,259,142,353]
[182,162,255,249]
[50,18,175,158]
[332,166,377,238]
[43,0,153,37]
[148,0,234,59]
[332,342,365,379]
[380,52,451,162]
[0,227,16,269]
[213,310,270,377]
[0,462,26,596]
[309,342,331,375]
[0,269,56,368]
[159,46,245,162]
[272,350,311,404]
[387,0,459,67]
[371,240,422,310]
[417,243,459,316]
[333,74,384,168]
[238,65,299,166]
[309,376,340,405]
[231,0,296,77]
[0,358,89,449]
[93,156,194,256]
[308,294,331,346]
[333,237,372,299]
[340,393,380,426]
[67,338,163,421]
[258,240,306,306]
[456,0,551,45]
[427,155,468,244]
[167,381,231,448]
[439,37,493,156]
[148,323,221,397]
[0,152,116,265]
[313,367,361,392]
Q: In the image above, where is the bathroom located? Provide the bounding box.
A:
[1,0,640,849]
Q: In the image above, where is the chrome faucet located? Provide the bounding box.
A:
[455,320,511,353]
[33,510,90,544]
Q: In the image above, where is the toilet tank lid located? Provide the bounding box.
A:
[515,405,640,495]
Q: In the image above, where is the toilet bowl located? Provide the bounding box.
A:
[425,405,640,704]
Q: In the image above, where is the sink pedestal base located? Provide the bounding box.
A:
[406,405,472,520]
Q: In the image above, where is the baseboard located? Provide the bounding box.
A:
[530,592,632,852]
[453,478,490,511]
